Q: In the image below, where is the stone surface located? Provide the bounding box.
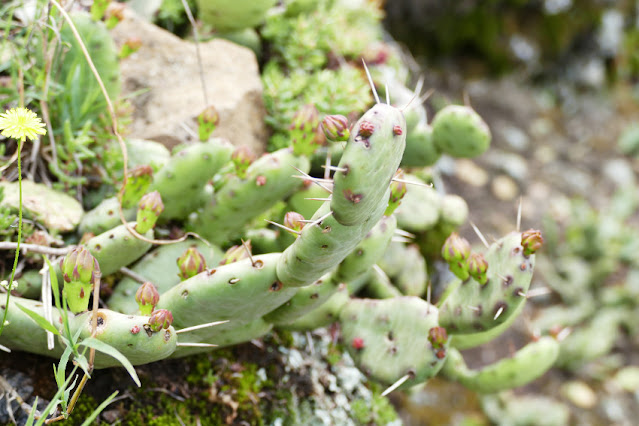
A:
[110,9,267,153]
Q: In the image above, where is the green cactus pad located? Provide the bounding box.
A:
[401,124,441,167]
[78,197,136,236]
[340,297,447,386]
[196,0,277,32]
[438,232,535,334]
[108,240,224,314]
[287,182,332,220]
[191,148,310,244]
[378,242,428,297]
[157,253,296,330]
[393,175,440,232]
[125,139,171,172]
[441,337,559,393]
[264,273,342,326]
[86,223,154,276]
[276,193,388,287]
[431,105,491,158]
[279,285,350,331]
[335,215,397,283]
[331,103,406,226]
[151,138,233,220]
[0,297,177,368]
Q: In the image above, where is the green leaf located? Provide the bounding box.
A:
[15,303,60,335]
[78,337,141,387]
[80,391,119,426]
[24,396,37,426]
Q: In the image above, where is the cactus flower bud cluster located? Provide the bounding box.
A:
[136,191,164,234]
[60,246,100,313]
[283,211,305,236]
[219,241,252,266]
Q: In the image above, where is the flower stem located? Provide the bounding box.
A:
[0,137,23,336]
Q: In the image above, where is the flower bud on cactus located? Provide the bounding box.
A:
[135,282,160,316]
[121,165,153,209]
[177,247,207,280]
[428,326,448,349]
[321,114,350,142]
[521,229,543,256]
[231,146,256,179]
[283,211,305,236]
[148,309,173,332]
[219,240,252,266]
[59,246,100,313]
[441,232,471,280]
[197,105,220,141]
[290,104,321,156]
[119,37,142,59]
[385,169,407,216]
[468,252,489,285]
[105,2,125,29]
[136,191,164,234]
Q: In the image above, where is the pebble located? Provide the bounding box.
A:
[455,159,490,187]
[560,380,597,409]
[491,175,519,200]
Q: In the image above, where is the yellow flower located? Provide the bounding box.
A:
[0,107,47,141]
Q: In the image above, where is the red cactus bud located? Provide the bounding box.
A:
[468,252,489,285]
[135,282,160,315]
[219,241,252,266]
[321,114,350,142]
[60,246,100,286]
[290,104,319,133]
[352,337,365,350]
[148,309,173,332]
[121,165,153,208]
[283,211,305,235]
[521,229,543,256]
[428,326,448,349]
[136,191,164,233]
[231,146,256,179]
[358,121,375,138]
[177,247,207,280]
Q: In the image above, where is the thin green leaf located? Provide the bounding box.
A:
[15,303,60,335]
[80,391,119,426]
[79,338,141,387]
[25,396,37,426]
[36,364,80,426]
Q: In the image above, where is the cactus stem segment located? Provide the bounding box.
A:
[175,320,229,334]
[265,220,301,236]
[381,373,412,397]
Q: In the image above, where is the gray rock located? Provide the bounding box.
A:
[110,9,267,153]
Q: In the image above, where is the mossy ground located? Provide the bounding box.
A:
[1,330,399,425]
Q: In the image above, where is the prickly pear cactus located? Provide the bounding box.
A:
[340,297,448,387]
[438,231,536,334]
[431,105,491,158]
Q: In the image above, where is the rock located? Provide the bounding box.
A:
[0,181,83,232]
[491,174,519,201]
[110,9,267,153]
[561,380,597,409]
[454,159,489,187]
